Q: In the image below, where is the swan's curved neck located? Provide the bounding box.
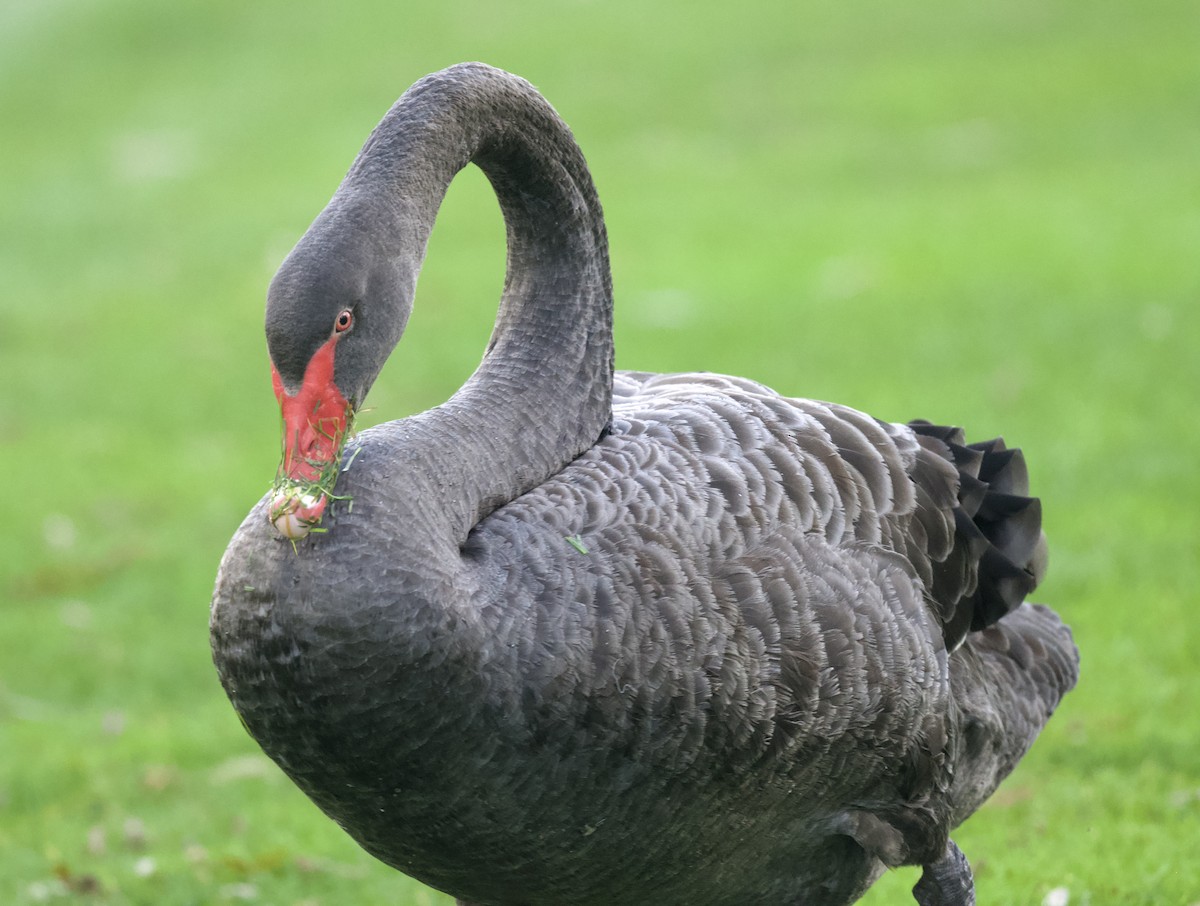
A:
[321,64,614,542]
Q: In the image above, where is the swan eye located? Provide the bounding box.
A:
[334,309,354,333]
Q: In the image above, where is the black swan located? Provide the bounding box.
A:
[211,63,1078,906]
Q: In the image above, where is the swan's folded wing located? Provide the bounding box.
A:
[463,372,958,768]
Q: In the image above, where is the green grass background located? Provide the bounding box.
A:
[2,0,1197,903]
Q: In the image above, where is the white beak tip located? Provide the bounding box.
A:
[269,489,326,541]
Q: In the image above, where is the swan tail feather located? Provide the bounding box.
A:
[907,421,1047,651]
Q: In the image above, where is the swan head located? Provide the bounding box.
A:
[263,204,416,540]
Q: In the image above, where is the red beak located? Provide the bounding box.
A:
[269,334,351,537]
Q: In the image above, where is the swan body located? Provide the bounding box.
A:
[211,64,1077,906]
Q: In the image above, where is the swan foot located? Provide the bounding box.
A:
[912,838,975,906]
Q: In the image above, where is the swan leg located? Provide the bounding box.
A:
[912,838,975,906]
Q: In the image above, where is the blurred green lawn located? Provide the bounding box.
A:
[2,0,1197,903]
